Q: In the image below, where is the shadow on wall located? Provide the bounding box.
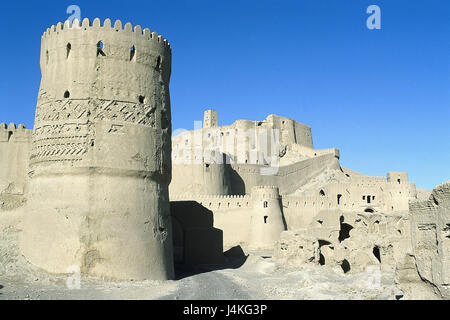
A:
[170,201,248,280]
[228,164,246,195]
[0,284,3,296]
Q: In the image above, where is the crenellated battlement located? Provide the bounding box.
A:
[0,123,31,143]
[171,194,251,200]
[42,18,171,50]
[252,185,278,191]
[37,17,172,107]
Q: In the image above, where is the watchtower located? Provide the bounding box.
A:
[248,186,286,250]
[203,109,218,128]
[21,18,174,280]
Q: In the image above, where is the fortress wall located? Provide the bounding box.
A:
[349,175,386,187]
[287,144,338,159]
[0,123,32,194]
[172,146,339,197]
[170,162,231,196]
[170,194,251,211]
[282,195,337,229]
[231,153,339,195]
[283,177,418,229]
[214,208,252,249]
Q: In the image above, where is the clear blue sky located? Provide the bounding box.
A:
[0,0,448,190]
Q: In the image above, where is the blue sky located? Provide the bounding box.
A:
[0,0,448,189]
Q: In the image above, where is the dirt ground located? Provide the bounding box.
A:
[0,215,403,300]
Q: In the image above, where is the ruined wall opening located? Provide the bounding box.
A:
[317,240,331,266]
[373,246,381,263]
[138,95,145,104]
[319,253,325,265]
[130,45,136,61]
[337,194,342,205]
[338,216,353,243]
[341,259,351,273]
[97,41,105,56]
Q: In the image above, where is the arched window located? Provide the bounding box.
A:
[319,190,325,197]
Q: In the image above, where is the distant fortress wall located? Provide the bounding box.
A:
[0,123,32,195]
[282,173,417,229]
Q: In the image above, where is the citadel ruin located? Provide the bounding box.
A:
[0,18,448,300]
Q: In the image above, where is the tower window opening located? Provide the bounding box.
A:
[337,194,342,205]
[130,45,135,61]
[155,56,161,71]
[138,95,145,104]
[319,190,325,197]
[263,201,268,208]
[46,50,49,64]
[397,179,401,184]
[64,90,70,99]
[264,216,268,224]
[66,43,71,59]
[97,41,105,56]
[7,131,13,142]
[367,195,371,204]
